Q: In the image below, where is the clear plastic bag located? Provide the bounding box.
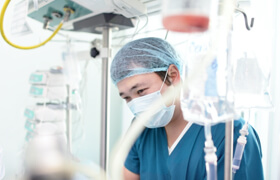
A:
[62,45,82,90]
[231,30,273,110]
[180,34,235,125]
[232,53,272,109]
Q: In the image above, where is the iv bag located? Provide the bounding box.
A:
[231,28,273,110]
[232,53,273,109]
[180,34,235,125]
[162,0,217,33]
[62,45,82,90]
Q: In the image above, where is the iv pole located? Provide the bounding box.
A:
[100,25,112,171]
[85,13,133,173]
[66,85,72,155]
[224,7,254,180]
[224,120,234,180]
[224,19,233,178]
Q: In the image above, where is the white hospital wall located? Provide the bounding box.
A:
[0,1,123,178]
[0,42,61,177]
[0,39,104,178]
[264,0,280,178]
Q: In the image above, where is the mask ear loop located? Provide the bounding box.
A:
[159,70,169,92]
[171,73,179,105]
[159,70,177,106]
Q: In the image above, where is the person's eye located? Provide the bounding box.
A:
[137,89,146,95]
[123,96,131,102]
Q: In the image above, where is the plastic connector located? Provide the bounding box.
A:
[232,140,246,173]
[204,139,218,180]
[63,6,75,22]
[239,123,249,136]
[43,15,52,29]
[232,123,249,173]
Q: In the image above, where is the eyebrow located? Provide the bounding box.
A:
[119,83,144,97]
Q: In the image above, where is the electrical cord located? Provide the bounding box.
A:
[164,30,169,40]
[0,0,64,50]
[117,14,149,46]
[133,14,149,37]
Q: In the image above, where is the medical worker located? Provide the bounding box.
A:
[110,37,264,180]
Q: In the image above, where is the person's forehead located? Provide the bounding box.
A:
[117,73,160,90]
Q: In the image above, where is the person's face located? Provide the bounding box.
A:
[117,73,170,103]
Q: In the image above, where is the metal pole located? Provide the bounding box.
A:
[224,120,233,180]
[66,84,72,154]
[224,27,233,180]
[100,26,111,171]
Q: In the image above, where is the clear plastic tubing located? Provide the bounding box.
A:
[206,162,217,180]
[204,123,217,180]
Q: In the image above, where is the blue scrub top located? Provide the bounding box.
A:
[125,118,264,180]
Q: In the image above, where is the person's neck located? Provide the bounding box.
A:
[164,107,188,148]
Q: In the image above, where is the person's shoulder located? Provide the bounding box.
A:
[233,117,259,137]
[211,117,246,134]
[233,117,246,128]
[232,118,262,151]
[210,118,246,146]
[135,127,165,145]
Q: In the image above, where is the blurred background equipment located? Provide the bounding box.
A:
[27,0,147,29]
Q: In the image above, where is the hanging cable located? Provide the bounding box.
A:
[119,14,149,45]
[130,16,141,40]
[165,30,169,40]
[135,14,149,35]
[0,0,69,50]
[117,16,140,45]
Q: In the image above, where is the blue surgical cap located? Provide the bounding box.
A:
[110,37,183,85]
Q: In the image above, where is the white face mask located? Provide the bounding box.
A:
[127,72,176,128]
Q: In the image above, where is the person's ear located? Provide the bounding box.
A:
[167,64,180,85]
